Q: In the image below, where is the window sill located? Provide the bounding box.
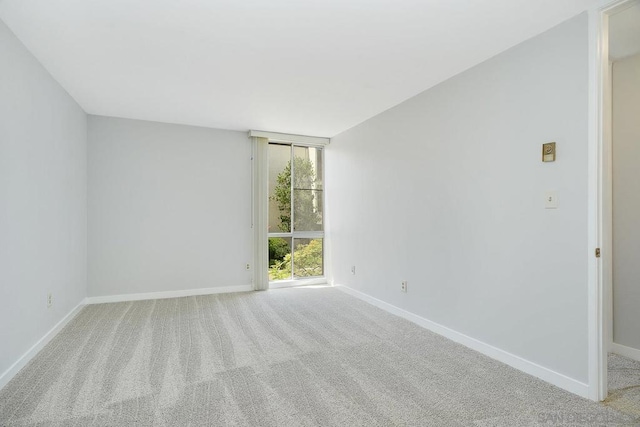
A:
[269,277,328,289]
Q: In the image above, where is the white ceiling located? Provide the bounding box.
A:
[609,2,640,60]
[0,0,596,137]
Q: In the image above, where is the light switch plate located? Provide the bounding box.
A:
[542,142,556,162]
[545,191,558,209]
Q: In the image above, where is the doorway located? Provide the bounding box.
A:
[602,0,640,409]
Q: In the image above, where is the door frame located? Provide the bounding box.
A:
[588,0,640,401]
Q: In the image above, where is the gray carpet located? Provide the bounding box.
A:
[0,287,638,426]
[608,353,640,419]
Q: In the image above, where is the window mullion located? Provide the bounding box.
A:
[290,144,295,278]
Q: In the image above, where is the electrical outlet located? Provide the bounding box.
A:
[401,281,408,293]
[351,266,356,275]
[47,293,52,308]
[246,263,251,271]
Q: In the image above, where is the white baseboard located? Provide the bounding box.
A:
[335,285,590,399]
[611,342,640,363]
[0,299,86,391]
[86,285,254,304]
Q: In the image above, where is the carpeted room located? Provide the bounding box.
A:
[1,0,640,425]
[1,288,638,425]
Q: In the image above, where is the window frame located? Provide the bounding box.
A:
[267,140,326,285]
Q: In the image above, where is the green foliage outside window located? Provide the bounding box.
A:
[269,239,323,281]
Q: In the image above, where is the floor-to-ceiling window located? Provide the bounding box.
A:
[268,142,324,284]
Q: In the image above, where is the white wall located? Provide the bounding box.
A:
[88,116,252,297]
[0,20,87,378]
[612,53,640,352]
[326,14,589,383]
